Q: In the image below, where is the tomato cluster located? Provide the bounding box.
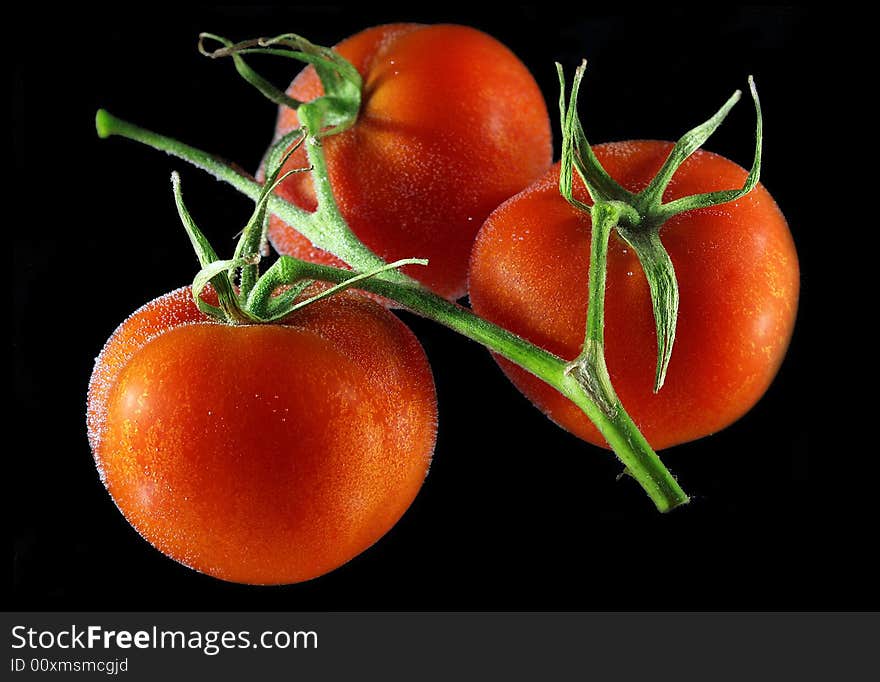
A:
[90,23,798,585]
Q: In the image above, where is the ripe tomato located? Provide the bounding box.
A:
[469,141,799,450]
[87,287,437,584]
[266,23,552,300]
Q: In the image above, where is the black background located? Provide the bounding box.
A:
[12,7,856,610]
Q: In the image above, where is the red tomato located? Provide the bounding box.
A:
[469,141,799,450]
[266,23,552,300]
[87,287,437,584]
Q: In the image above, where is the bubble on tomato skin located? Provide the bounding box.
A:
[95,461,107,485]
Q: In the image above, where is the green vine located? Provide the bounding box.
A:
[94,32,763,512]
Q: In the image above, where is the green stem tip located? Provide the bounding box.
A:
[95,109,114,139]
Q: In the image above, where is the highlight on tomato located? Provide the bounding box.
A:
[247,23,553,300]
[469,69,799,451]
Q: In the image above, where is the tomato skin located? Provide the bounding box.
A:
[87,287,436,584]
[266,23,552,300]
[468,141,799,450]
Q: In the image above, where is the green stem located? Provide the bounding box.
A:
[235,131,307,300]
[583,202,616,354]
[97,110,266,205]
[563,201,685,506]
[96,108,688,513]
[96,109,405,285]
[562,383,687,511]
[566,201,621,419]
[254,257,689,512]
[300,112,344,219]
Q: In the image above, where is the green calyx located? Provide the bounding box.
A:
[198,32,363,136]
[178,32,424,323]
[194,32,413,291]
[171,128,425,325]
[557,62,763,393]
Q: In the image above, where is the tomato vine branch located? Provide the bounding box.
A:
[92,30,809,512]
[95,109,406,286]
[95,108,689,512]
[564,201,622,420]
[247,254,689,511]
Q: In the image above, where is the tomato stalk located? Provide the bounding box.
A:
[247,255,689,510]
[548,61,761,493]
[95,35,761,513]
[557,95,686,503]
[95,107,689,512]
